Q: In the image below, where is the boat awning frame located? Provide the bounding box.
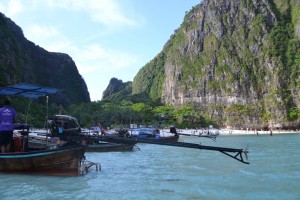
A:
[0,83,59,99]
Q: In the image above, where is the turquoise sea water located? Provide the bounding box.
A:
[0,134,299,200]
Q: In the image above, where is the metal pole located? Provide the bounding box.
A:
[46,96,49,146]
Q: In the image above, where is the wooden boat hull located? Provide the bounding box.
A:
[157,135,179,142]
[27,139,58,150]
[101,134,179,145]
[86,143,135,152]
[131,135,179,142]
[28,138,135,153]
[0,145,85,176]
[100,135,179,144]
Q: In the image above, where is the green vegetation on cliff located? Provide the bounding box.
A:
[0,13,90,107]
[1,1,299,130]
[132,52,166,103]
[128,0,300,129]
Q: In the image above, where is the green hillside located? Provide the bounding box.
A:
[110,0,300,129]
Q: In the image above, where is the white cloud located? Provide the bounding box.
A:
[26,25,59,40]
[0,3,3,12]
[24,24,75,53]
[72,44,138,101]
[1,0,138,29]
[0,0,141,101]
[21,24,138,75]
[86,0,136,27]
[45,0,136,28]
[0,0,24,17]
[74,44,138,74]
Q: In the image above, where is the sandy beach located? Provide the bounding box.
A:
[162,128,300,136]
[218,129,300,135]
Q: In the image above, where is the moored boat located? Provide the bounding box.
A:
[28,132,137,153]
[46,114,138,152]
[0,83,100,176]
[0,144,95,176]
[112,127,180,142]
[155,134,179,142]
[174,126,220,141]
[85,142,135,152]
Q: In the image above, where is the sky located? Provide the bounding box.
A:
[0,0,200,101]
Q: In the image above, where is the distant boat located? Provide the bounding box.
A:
[99,127,179,142]
[129,127,179,142]
[177,126,220,141]
[85,142,136,152]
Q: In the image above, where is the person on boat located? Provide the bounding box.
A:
[101,127,105,136]
[0,99,17,153]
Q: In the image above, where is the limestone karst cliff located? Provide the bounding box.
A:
[131,0,300,128]
[0,13,90,106]
[102,78,132,101]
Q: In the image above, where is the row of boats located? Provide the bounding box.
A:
[1,114,249,176]
[0,83,249,177]
[0,114,181,176]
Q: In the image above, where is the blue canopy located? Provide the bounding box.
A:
[0,83,59,99]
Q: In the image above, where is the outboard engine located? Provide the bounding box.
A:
[118,128,130,138]
[170,126,178,136]
[49,115,82,141]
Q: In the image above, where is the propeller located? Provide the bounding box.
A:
[243,144,249,160]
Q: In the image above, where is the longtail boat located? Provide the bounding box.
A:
[28,133,137,153]
[86,142,135,152]
[0,83,100,176]
[101,136,250,164]
[103,127,180,143]
[46,114,138,152]
[0,144,91,176]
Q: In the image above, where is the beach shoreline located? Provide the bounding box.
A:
[218,129,300,135]
[162,128,300,136]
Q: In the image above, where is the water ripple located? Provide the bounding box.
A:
[0,134,299,200]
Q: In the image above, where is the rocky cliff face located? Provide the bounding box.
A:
[0,13,90,106]
[163,0,277,104]
[102,78,132,100]
[132,0,300,128]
